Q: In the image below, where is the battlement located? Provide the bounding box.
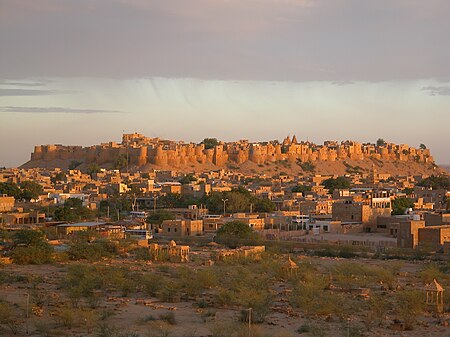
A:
[28,134,435,169]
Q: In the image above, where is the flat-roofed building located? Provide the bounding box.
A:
[0,195,15,212]
[397,220,425,248]
[160,219,203,237]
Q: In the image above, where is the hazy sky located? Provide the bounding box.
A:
[1,0,449,167]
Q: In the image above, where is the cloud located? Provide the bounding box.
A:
[422,86,450,96]
[0,106,124,114]
[331,80,354,86]
[0,79,52,87]
[1,0,449,81]
[0,88,61,96]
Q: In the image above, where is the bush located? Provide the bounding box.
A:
[215,221,260,248]
[159,312,176,325]
[67,239,117,261]
[10,230,53,264]
[11,244,53,264]
[395,290,425,330]
[0,301,21,335]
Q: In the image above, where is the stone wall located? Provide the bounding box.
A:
[29,133,435,168]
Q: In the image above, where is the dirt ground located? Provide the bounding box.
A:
[1,253,450,337]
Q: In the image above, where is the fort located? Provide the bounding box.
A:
[23,133,435,173]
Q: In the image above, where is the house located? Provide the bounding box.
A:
[418,225,450,250]
[0,195,15,212]
[160,219,203,237]
[397,220,425,248]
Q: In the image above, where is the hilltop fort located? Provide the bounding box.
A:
[22,133,439,175]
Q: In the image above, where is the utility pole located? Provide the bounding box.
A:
[153,195,158,213]
[248,307,252,337]
[25,293,29,335]
[222,198,228,215]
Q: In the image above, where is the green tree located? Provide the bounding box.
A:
[391,197,415,215]
[54,198,95,222]
[419,143,427,150]
[179,174,197,185]
[201,138,219,150]
[376,138,386,147]
[86,163,101,177]
[51,171,66,184]
[292,185,312,194]
[300,161,316,172]
[215,221,259,248]
[13,229,46,246]
[68,160,82,170]
[201,188,275,214]
[417,175,450,190]
[402,187,414,196]
[19,180,43,201]
[11,230,53,264]
[322,177,350,194]
[147,210,175,225]
[253,198,276,212]
[114,154,128,170]
[0,182,21,199]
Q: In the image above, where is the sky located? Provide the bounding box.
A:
[0,0,449,167]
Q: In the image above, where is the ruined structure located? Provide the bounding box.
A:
[26,133,435,171]
[216,245,266,261]
[148,240,190,262]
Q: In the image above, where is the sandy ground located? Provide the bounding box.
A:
[1,254,450,337]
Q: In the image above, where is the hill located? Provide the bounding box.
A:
[21,133,443,176]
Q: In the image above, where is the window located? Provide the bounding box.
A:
[167,228,171,232]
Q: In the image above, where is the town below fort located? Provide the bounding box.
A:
[1,134,449,337]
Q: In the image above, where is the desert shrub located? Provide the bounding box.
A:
[177,267,218,298]
[79,309,100,333]
[290,275,354,318]
[67,239,118,261]
[53,307,75,328]
[297,323,311,333]
[298,323,327,337]
[333,262,396,289]
[33,321,53,337]
[141,273,165,297]
[0,270,27,284]
[157,279,182,302]
[212,266,272,323]
[10,230,53,264]
[159,312,176,325]
[132,247,152,260]
[0,301,22,335]
[11,244,53,264]
[395,290,425,330]
[419,263,445,283]
[64,264,139,307]
[300,161,316,172]
[365,294,391,328]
